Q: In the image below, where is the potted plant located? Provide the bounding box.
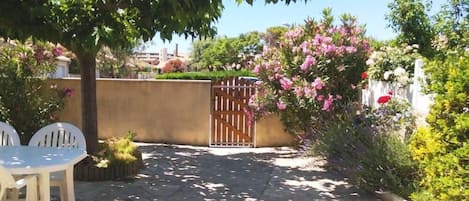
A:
[74,131,143,181]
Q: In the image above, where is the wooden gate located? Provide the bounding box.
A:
[211,77,256,147]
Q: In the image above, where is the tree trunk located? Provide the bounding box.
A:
[76,52,99,154]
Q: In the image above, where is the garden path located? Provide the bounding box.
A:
[67,143,378,201]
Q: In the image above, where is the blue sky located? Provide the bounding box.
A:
[143,0,445,54]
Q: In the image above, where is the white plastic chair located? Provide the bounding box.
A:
[0,165,38,201]
[28,122,86,201]
[0,122,20,146]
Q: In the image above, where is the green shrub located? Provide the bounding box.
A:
[314,102,418,198]
[0,40,69,144]
[409,50,469,201]
[155,70,254,80]
[93,131,138,168]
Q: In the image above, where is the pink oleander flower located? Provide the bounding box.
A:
[299,41,312,54]
[63,87,73,97]
[277,100,287,110]
[294,86,304,97]
[322,95,334,111]
[301,55,316,71]
[304,87,317,98]
[52,47,63,57]
[313,77,323,90]
[325,44,336,54]
[345,46,357,53]
[317,95,324,101]
[279,77,293,90]
[253,65,262,74]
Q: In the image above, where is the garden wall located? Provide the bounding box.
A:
[52,78,294,147]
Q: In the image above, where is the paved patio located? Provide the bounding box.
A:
[67,143,378,201]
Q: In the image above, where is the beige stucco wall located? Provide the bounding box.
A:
[53,78,294,147]
[256,115,295,147]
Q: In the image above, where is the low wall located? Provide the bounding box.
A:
[53,78,294,147]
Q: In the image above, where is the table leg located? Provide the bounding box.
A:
[65,166,75,201]
[39,172,50,201]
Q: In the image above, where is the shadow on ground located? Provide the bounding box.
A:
[68,144,378,201]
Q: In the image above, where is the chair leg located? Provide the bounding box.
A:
[59,182,67,201]
[25,177,38,201]
[9,189,19,200]
[0,188,6,200]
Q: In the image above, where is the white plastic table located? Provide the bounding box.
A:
[0,146,87,201]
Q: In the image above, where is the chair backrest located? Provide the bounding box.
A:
[0,165,17,198]
[0,121,20,146]
[28,122,86,150]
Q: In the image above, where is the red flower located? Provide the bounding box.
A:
[377,95,391,104]
[361,72,368,79]
[388,91,393,96]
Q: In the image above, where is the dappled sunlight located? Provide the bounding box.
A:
[70,144,377,201]
[283,178,350,192]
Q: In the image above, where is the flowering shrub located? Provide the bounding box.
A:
[361,93,416,140]
[161,58,186,73]
[248,9,371,135]
[315,102,418,198]
[366,44,421,87]
[0,40,70,144]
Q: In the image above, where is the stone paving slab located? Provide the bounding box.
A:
[60,143,379,201]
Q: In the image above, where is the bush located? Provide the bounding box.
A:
[248,9,371,136]
[0,40,70,144]
[315,100,418,198]
[155,70,255,80]
[409,50,469,201]
[161,58,186,73]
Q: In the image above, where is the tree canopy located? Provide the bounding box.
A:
[190,32,263,71]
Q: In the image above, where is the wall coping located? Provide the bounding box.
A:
[54,77,212,84]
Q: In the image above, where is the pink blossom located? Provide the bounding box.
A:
[294,86,304,97]
[313,77,323,90]
[52,47,63,57]
[253,65,262,74]
[299,41,312,54]
[279,77,293,90]
[301,55,316,71]
[317,95,324,101]
[336,94,343,100]
[322,95,334,111]
[276,100,287,110]
[325,45,336,54]
[304,87,317,98]
[63,87,73,97]
[345,46,357,53]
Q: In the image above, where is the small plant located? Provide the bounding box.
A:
[93,131,138,168]
[362,92,416,140]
